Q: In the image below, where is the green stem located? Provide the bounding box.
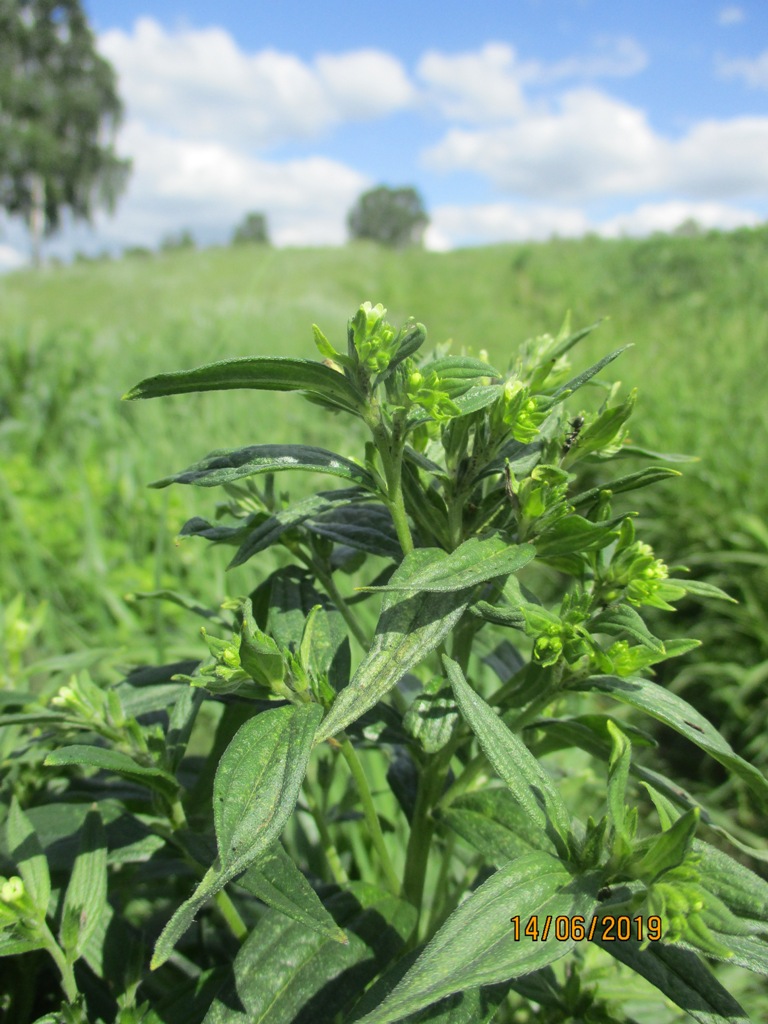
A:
[168,795,188,831]
[214,889,248,941]
[39,919,78,1002]
[401,745,454,939]
[339,736,400,893]
[372,420,414,556]
[303,780,350,886]
[426,831,457,936]
[446,488,465,551]
[438,751,488,810]
[313,560,369,650]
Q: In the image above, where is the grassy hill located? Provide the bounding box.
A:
[2,229,767,773]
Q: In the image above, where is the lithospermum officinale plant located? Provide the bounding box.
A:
[3,302,768,1023]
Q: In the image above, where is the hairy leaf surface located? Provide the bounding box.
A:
[124,356,366,414]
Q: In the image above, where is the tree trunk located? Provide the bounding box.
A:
[29,173,45,269]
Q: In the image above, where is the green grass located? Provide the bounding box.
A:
[2,230,768,1021]
[2,230,767,731]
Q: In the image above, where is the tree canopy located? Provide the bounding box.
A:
[232,211,270,246]
[0,0,131,264]
[347,185,429,248]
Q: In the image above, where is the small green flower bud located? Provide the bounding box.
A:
[1,876,25,904]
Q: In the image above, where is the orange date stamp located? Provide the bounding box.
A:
[509,914,662,942]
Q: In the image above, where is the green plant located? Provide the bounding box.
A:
[2,302,768,1023]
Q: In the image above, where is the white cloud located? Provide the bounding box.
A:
[598,201,761,237]
[718,49,768,88]
[423,89,661,199]
[315,50,415,120]
[95,121,369,248]
[426,202,589,249]
[424,87,768,202]
[425,199,762,249]
[417,37,647,124]
[418,44,528,122]
[718,6,745,25]
[98,18,415,149]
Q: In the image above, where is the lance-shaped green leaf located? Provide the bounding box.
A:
[214,703,323,875]
[202,882,415,1024]
[444,657,572,852]
[123,355,366,414]
[309,503,402,559]
[403,677,459,754]
[237,843,347,944]
[227,488,360,567]
[418,356,501,397]
[356,852,601,1024]
[152,703,322,969]
[535,516,618,558]
[350,946,515,1024]
[151,864,222,970]
[452,384,504,416]
[59,809,107,962]
[44,745,179,799]
[357,537,536,594]
[594,933,750,1024]
[554,346,631,398]
[149,444,376,491]
[590,604,665,653]
[540,318,603,363]
[633,807,698,882]
[437,788,559,866]
[578,676,768,809]
[315,552,472,742]
[7,797,51,917]
[570,467,681,510]
[666,578,737,603]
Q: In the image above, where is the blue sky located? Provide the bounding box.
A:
[2,0,767,267]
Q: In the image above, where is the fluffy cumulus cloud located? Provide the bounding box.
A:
[95,121,369,248]
[99,18,414,149]
[416,37,647,124]
[417,44,528,122]
[423,85,768,204]
[91,19,417,250]
[424,89,660,200]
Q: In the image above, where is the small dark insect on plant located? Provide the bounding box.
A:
[562,413,585,455]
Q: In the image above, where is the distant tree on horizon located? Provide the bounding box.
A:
[160,229,195,252]
[0,0,131,267]
[347,185,429,248]
[231,211,270,246]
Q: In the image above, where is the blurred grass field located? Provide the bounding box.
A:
[2,229,768,788]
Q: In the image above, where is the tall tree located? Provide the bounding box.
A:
[347,185,429,249]
[0,0,131,266]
